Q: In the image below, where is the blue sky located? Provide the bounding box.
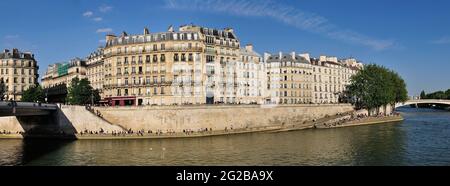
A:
[1,0,449,96]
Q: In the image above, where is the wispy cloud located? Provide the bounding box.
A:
[83,11,93,17]
[164,0,397,51]
[92,17,103,22]
[96,28,113,33]
[99,39,106,43]
[431,36,450,44]
[99,5,113,13]
[4,35,20,39]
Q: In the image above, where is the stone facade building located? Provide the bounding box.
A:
[102,25,242,106]
[0,48,39,101]
[235,44,266,104]
[41,58,87,89]
[265,52,313,104]
[311,56,363,104]
[86,47,105,97]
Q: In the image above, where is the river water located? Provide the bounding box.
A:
[0,107,449,166]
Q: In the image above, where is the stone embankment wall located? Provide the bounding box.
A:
[58,106,125,133]
[0,106,125,134]
[0,117,24,133]
[97,104,354,132]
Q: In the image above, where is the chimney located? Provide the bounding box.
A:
[144,27,150,35]
[121,31,128,37]
[263,53,271,62]
[300,53,311,62]
[291,52,296,60]
[106,34,117,42]
[3,49,9,53]
[279,52,282,59]
[245,44,253,52]
[225,28,234,33]
[168,25,174,32]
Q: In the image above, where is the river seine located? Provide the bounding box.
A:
[0,107,449,166]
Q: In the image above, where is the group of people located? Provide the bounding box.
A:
[0,130,23,135]
[320,111,399,128]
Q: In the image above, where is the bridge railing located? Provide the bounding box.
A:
[0,101,58,110]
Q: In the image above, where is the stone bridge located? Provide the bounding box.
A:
[395,99,450,108]
[0,101,58,117]
[0,102,124,138]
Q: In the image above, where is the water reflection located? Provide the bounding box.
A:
[0,139,74,166]
[0,108,449,166]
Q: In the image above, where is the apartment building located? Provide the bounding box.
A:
[0,48,39,101]
[86,47,105,97]
[102,25,241,106]
[265,52,313,104]
[311,56,363,104]
[41,58,87,89]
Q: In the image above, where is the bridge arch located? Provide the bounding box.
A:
[395,99,450,108]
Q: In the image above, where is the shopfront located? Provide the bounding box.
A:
[105,96,137,106]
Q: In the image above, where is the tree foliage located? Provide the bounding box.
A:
[345,64,408,112]
[67,77,100,105]
[0,79,5,101]
[422,89,450,99]
[420,90,426,99]
[21,84,45,102]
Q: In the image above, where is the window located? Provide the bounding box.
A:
[181,53,186,61]
[188,54,193,62]
[153,76,157,83]
[153,44,157,51]
[161,76,165,83]
[146,55,150,63]
[153,55,158,63]
[174,54,179,62]
[161,54,166,62]
[161,44,165,50]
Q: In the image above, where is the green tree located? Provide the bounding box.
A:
[92,89,101,104]
[346,64,408,115]
[420,90,426,99]
[67,77,99,105]
[0,79,5,101]
[21,84,45,102]
[445,89,450,99]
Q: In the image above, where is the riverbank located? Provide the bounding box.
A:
[315,115,404,129]
[0,115,404,140]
